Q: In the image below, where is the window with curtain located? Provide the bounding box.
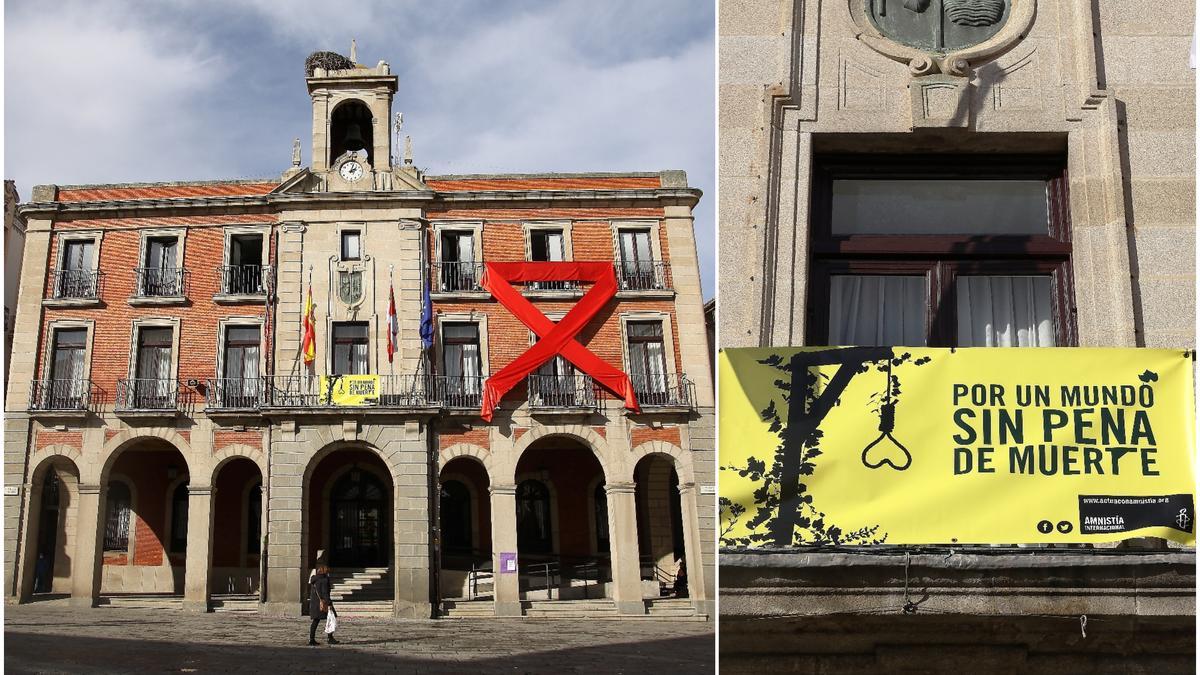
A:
[223,325,261,407]
[58,239,95,298]
[143,236,179,296]
[439,231,477,291]
[529,229,567,290]
[134,326,173,408]
[340,230,362,261]
[332,322,369,375]
[617,228,657,289]
[103,481,131,552]
[49,328,87,408]
[170,483,189,554]
[627,321,668,402]
[442,323,482,404]
[809,155,1074,348]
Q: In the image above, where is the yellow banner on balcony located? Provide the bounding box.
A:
[320,374,380,406]
[719,348,1196,546]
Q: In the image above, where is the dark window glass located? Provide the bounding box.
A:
[103,482,131,552]
[439,231,476,291]
[332,322,369,375]
[227,234,264,294]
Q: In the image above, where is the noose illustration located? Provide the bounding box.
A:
[861,358,913,471]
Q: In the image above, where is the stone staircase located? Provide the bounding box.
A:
[521,598,620,618]
[211,593,259,613]
[645,597,706,620]
[327,567,393,618]
[97,593,184,610]
[441,599,498,618]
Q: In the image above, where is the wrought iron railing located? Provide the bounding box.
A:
[633,373,696,409]
[29,379,94,411]
[525,279,579,292]
[134,267,188,297]
[519,553,611,600]
[615,260,671,291]
[115,378,180,411]
[433,375,485,409]
[219,265,271,296]
[433,262,485,292]
[527,373,599,410]
[49,269,102,300]
[205,377,265,409]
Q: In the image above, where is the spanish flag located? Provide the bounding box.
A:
[301,284,316,364]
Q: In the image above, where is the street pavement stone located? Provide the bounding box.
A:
[4,600,714,674]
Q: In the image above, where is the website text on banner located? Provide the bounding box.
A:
[719,347,1196,546]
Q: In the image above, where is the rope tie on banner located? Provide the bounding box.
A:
[1079,614,1088,638]
[902,551,918,614]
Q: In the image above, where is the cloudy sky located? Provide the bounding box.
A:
[5,0,715,298]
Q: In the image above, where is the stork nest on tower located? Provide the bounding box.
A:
[305,51,355,76]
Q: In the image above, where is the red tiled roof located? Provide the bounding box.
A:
[57,182,279,202]
[426,176,661,192]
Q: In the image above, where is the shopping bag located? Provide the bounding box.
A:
[325,607,338,633]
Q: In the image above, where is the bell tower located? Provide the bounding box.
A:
[305,47,398,191]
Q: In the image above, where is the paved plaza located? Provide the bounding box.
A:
[4,601,714,673]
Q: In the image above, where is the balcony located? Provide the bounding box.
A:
[115,378,182,415]
[260,374,436,410]
[45,270,103,307]
[632,373,695,412]
[615,261,672,293]
[204,377,265,411]
[434,375,484,411]
[29,379,94,414]
[130,268,188,305]
[433,262,485,294]
[215,265,271,302]
[527,373,600,413]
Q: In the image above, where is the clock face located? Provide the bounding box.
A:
[339,160,364,182]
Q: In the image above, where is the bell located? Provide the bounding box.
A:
[342,123,367,151]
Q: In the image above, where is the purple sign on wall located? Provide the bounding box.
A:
[499,552,518,574]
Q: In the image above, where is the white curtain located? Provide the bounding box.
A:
[457,233,474,263]
[546,232,564,261]
[956,276,1055,347]
[462,344,480,394]
[829,276,926,346]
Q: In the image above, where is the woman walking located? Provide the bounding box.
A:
[308,564,339,646]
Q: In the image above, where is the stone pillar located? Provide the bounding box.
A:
[677,482,707,608]
[15,479,42,602]
[606,482,646,615]
[489,484,520,617]
[69,484,104,608]
[182,486,215,612]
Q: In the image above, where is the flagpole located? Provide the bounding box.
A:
[388,264,395,377]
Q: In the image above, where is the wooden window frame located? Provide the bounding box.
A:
[807,154,1077,348]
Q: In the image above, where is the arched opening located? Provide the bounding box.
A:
[23,457,80,599]
[514,436,609,601]
[329,99,375,166]
[211,457,263,599]
[100,439,190,597]
[304,446,393,613]
[438,457,491,602]
[634,454,687,599]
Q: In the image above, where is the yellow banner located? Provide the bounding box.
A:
[720,348,1196,546]
[320,374,380,406]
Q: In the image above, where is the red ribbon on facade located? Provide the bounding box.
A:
[479,261,640,421]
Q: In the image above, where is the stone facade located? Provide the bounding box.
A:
[4,180,26,391]
[5,51,714,621]
[719,0,1194,669]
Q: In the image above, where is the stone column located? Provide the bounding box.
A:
[14,479,41,602]
[489,484,520,617]
[69,484,104,608]
[182,486,215,611]
[677,482,707,608]
[605,482,645,615]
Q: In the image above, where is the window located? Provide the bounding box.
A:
[133,326,174,408]
[809,155,1075,348]
[440,480,472,554]
[594,483,609,554]
[627,321,669,402]
[226,234,264,294]
[617,228,660,290]
[222,325,261,407]
[103,481,131,552]
[142,236,180,296]
[439,230,477,291]
[332,322,369,375]
[170,483,189,554]
[47,328,87,409]
[529,228,567,290]
[247,482,262,555]
[531,332,581,407]
[442,323,482,406]
[516,479,552,554]
[57,239,96,298]
[340,230,361,261]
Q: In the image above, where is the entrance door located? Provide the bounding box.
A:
[329,470,387,567]
[35,472,61,593]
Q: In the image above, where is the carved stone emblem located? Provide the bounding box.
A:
[338,270,363,305]
[867,0,1009,53]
